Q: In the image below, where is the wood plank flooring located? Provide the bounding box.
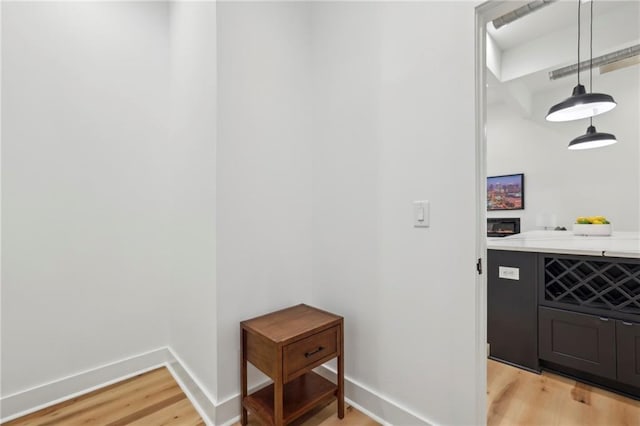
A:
[3,367,377,426]
[12,359,637,426]
[488,359,640,426]
[3,367,204,426]
[235,401,379,426]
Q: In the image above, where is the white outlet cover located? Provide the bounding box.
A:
[499,266,520,280]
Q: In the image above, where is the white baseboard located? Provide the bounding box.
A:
[165,348,216,426]
[214,379,271,426]
[316,365,434,426]
[1,349,431,426]
[0,347,172,423]
[211,365,434,426]
[0,346,231,426]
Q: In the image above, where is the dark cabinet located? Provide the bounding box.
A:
[488,250,538,371]
[539,307,616,380]
[488,249,640,396]
[617,320,640,388]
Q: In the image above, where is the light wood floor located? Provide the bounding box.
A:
[3,367,376,426]
[11,360,638,426]
[235,401,378,426]
[488,359,640,426]
[3,367,204,426]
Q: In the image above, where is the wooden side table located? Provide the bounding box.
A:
[240,304,344,426]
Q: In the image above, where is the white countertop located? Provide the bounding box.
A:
[487,230,640,258]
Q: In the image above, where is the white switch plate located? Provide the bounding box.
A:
[413,200,429,228]
[499,266,520,280]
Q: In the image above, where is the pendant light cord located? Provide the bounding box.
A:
[590,0,594,93]
[590,0,593,127]
[577,0,581,85]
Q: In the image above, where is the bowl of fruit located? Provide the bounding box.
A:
[573,216,612,236]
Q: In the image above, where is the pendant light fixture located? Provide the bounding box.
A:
[568,123,617,150]
[568,0,617,150]
[546,0,616,122]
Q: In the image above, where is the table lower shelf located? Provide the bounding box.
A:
[242,371,337,425]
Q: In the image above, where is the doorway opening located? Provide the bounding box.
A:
[476,1,640,424]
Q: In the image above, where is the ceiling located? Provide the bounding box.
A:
[487,1,621,51]
[486,0,640,111]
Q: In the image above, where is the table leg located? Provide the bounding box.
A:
[274,379,284,426]
[275,348,284,426]
[241,328,248,425]
[338,323,345,419]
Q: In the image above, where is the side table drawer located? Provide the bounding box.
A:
[283,326,338,381]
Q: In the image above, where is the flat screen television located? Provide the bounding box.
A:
[487,173,524,211]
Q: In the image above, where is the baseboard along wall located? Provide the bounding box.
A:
[316,366,433,426]
[1,349,432,426]
[0,347,173,423]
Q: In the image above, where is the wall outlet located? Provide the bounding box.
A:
[499,266,520,280]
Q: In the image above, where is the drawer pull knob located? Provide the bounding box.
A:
[622,321,634,326]
[304,346,324,358]
[599,317,609,322]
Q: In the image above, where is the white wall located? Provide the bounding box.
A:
[168,1,218,401]
[1,2,172,395]
[488,65,640,232]
[3,3,483,425]
[216,1,314,401]
[310,3,478,425]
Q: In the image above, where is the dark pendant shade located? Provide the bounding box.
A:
[546,84,617,122]
[568,125,617,150]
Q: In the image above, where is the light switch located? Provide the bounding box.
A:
[413,200,430,228]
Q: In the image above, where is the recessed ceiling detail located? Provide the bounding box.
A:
[549,44,640,80]
[486,1,639,110]
[491,0,558,30]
